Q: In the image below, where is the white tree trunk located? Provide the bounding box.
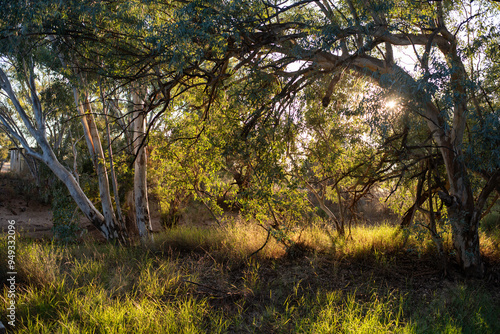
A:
[104,102,127,233]
[132,89,153,241]
[72,89,125,241]
[44,152,120,240]
[0,66,123,241]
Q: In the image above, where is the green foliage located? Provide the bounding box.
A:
[150,109,226,227]
[0,0,498,277]
[0,132,9,161]
[480,204,500,235]
[50,181,82,244]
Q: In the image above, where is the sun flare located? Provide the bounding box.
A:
[385,100,397,109]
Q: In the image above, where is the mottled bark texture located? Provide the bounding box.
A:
[132,89,153,242]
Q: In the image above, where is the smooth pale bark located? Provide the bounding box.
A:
[101,87,127,234]
[44,152,120,240]
[132,89,153,241]
[72,88,125,242]
[0,67,122,241]
[105,104,126,232]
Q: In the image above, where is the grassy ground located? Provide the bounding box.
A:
[1,221,500,333]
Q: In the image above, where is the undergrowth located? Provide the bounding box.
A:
[1,221,499,333]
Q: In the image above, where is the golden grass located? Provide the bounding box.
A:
[151,220,287,261]
[151,219,500,265]
[1,218,500,333]
[480,230,500,259]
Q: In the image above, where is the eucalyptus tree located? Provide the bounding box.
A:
[0,0,160,241]
[0,0,252,241]
[166,0,499,276]
[143,0,498,274]
[280,0,498,276]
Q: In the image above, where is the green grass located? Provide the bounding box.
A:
[1,221,499,333]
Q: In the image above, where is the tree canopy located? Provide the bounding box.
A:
[0,0,499,276]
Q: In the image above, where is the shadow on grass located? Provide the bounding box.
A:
[1,223,499,333]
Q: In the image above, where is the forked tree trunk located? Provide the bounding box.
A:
[0,66,124,242]
[73,88,126,242]
[132,89,153,241]
[427,104,483,277]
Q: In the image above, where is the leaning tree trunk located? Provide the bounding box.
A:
[132,89,153,242]
[0,66,124,242]
[73,88,126,242]
[44,151,123,240]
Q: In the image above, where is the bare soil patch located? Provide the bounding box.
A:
[0,173,163,241]
[0,174,54,239]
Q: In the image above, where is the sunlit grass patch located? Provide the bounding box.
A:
[152,225,225,252]
[1,222,500,333]
[307,291,411,334]
[291,223,337,252]
[13,280,68,328]
[222,221,286,259]
[336,223,406,256]
[318,222,458,263]
[227,285,413,333]
[149,219,487,266]
[152,220,286,261]
[156,219,426,263]
[480,230,500,260]
[1,237,225,333]
[15,285,221,333]
[13,241,62,288]
[134,257,182,298]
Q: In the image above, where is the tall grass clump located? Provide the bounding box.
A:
[295,222,410,262]
[0,238,62,288]
[308,291,411,333]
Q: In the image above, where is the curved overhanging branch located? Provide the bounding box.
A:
[240,14,479,213]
